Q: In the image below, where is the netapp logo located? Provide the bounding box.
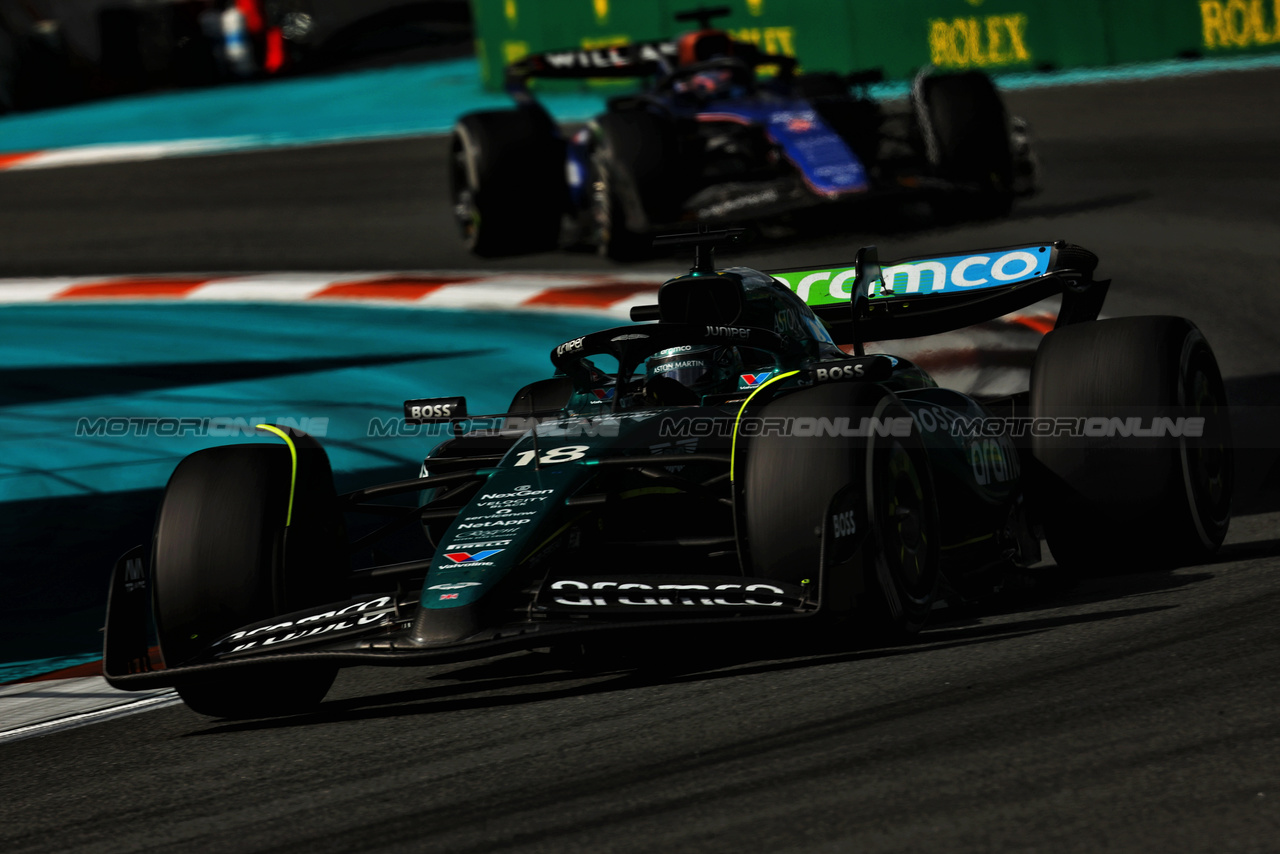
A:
[457,518,530,529]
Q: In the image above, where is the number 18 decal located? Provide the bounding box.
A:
[512,445,589,466]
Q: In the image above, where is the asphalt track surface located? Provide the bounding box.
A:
[3,68,1280,853]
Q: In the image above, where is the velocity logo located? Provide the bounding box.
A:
[444,549,503,563]
[739,371,775,389]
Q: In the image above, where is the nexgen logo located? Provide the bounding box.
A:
[444,549,502,563]
[774,246,1050,305]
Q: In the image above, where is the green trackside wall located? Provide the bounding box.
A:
[472,0,1280,89]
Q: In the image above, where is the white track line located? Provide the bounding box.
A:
[0,677,181,744]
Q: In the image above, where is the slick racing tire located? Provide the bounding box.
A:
[918,70,1015,219]
[739,382,941,639]
[1030,316,1233,574]
[450,109,565,257]
[810,96,882,173]
[152,441,345,717]
[591,110,681,261]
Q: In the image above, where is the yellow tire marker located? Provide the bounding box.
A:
[255,424,298,527]
[730,370,799,482]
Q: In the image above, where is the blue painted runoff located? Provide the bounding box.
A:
[0,57,608,155]
[0,653,104,685]
[0,301,608,503]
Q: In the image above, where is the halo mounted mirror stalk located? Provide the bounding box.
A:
[849,245,881,357]
[652,227,748,276]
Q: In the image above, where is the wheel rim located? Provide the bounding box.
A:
[1182,347,1232,532]
[451,143,480,243]
[879,440,933,602]
[590,157,613,254]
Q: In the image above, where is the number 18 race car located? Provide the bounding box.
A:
[102,230,1232,718]
[451,6,1038,259]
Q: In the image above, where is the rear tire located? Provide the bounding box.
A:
[451,109,565,257]
[591,110,681,261]
[918,70,1015,219]
[152,442,345,717]
[811,96,882,171]
[1030,316,1233,574]
[740,382,940,639]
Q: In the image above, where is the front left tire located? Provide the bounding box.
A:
[152,440,346,718]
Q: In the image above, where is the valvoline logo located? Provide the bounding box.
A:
[590,387,615,401]
[444,549,503,563]
[739,371,775,390]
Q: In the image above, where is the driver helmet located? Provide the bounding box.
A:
[645,345,744,397]
[674,68,735,98]
[678,29,734,65]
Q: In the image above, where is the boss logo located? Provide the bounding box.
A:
[705,326,750,339]
[814,363,865,383]
[832,510,857,538]
[556,337,585,357]
[404,397,466,424]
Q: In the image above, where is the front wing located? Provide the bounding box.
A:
[102,546,821,691]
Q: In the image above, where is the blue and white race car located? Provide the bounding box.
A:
[449,6,1037,259]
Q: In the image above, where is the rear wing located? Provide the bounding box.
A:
[506,40,679,85]
[769,241,1107,346]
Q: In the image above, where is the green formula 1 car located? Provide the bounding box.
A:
[103,230,1232,718]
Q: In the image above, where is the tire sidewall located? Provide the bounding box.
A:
[738,382,940,637]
